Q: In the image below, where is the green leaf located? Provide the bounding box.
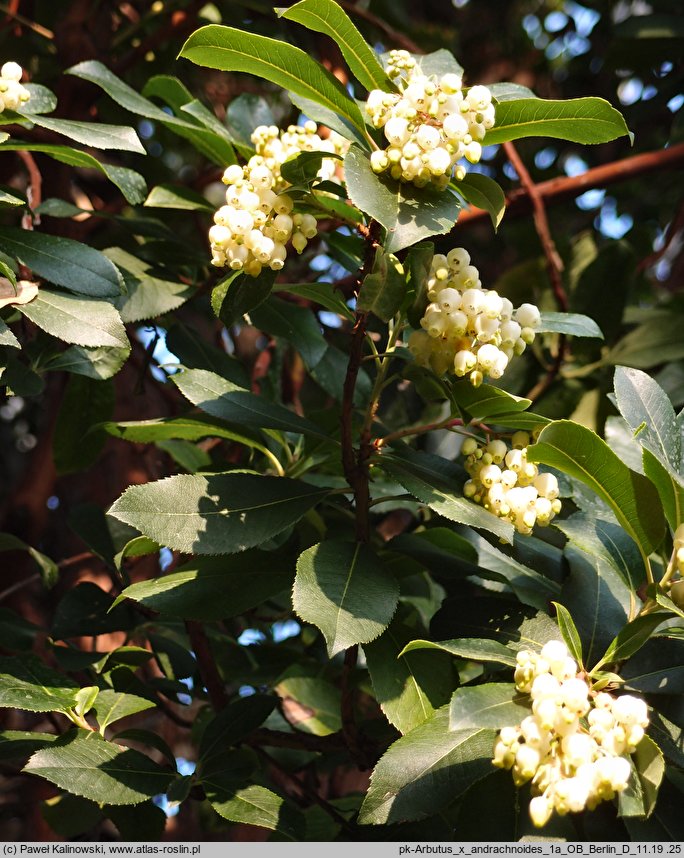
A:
[279,150,341,187]
[18,290,129,349]
[527,421,665,559]
[52,582,136,640]
[594,613,670,672]
[0,318,19,348]
[273,282,353,320]
[399,637,517,668]
[619,735,664,819]
[144,184,213,211]
[642,451,684,533]
[53,376,114,475]
[22,84,57,114]
[67,61,236,166]
[274,671,341,735]
[114,551,293,620]
[45,345,130,380]
[165,323,248,386]
[179,25,366,137]
[105,247,194,324]
[382,450,514,542]
[453,173,506,229]
[614,366,684,530]
[554,513,644,591]
[206,783,303,839]
[114,729,176,769]
[278,0,392,92]
[0,142,147,204]
[537,311,604,338]
[552,602,583,665]
[293,541,399,657]
[113,536,160,571]
[0,655,77,713]
[451,379,531,421]
[0,226,123,298]
[24,729,173,806]
[250,296,328,369]
[364,612,453,735]
[606,314,684,369]
[484,97,631,145]
[621,637,684,694]
[449,683,528,731]
[490,82,537,101]
[106,802,167,841]
[287,91,369,149]
[199,694,277,761]
[0,730,57,762]
[358,705,495,825]
[561,546,631,669]
[0,185,26,206]
[103,415,263,453]
[93,691,156,734]
[614,366,681,470]
[344,146,462,253]
[173,368,329,440]
[0,533,58,588]
[18,113,145,153]
[357,249,406,322]
[212,268,275,327]
[108,473,329,555]
[225,93,274,146]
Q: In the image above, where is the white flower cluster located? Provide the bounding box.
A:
[250,120,347,191]
[210,121,344,275]
[365,50,494,188]
[0,62,30,112]
[407,249,541,386]
[493,640,648,828]
[461,432,561,535]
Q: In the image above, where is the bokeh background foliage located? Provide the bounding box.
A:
[0,0,683,842]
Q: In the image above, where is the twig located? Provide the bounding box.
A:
[337,0,421,54]
[637,196,684,274]
[502,143,568,403]
[503,142,566,310]
[185,620,228,711]
[58,551,95,570]
[0,572,40,603]
[378,417,466,448]
[0,2,54,38]
[17,151,42,230]
[254,746,355,833]
[456,142,684,228]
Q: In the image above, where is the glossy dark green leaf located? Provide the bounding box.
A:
[400,637,517,668]
[364,610,454,735]
[180,25,366,136]
[560,546,631,669]
[212,268,275,327]
[454,173,506,229]
[527,420,665,560]
[621,638,684,694]
[93,691,156,734]
[358,706,495,825]
[552,602,583,665]
[382,450,514,542]
[106,247,194,324]
[24,729,173,805]
[273,282,353,320]
[452,379,531,421]
[538,311,604,338]
[606,315,684,369]
[0,533,58,588]
[0,730,57,762]
[344,146,462,253]
[51,582,137,640]
[0,317,19,348]
[53,376,114,475]
[199,694,277,761]
[357,249,406,322]
[0,655,77,713]
[594,613,671,673]
[250,296,328,369]
[484,97,630,145]
[207,783,304,839]
[294,541,399,657]
[144,184,213,211]
[18,290,129,349]
[618,735,664,820]
[45,345,130,380]
[278,0,392,92]
[114,551,293,620]
[449,683,528,730]
[173,368,329,439]
[18,113,145,153]
[0,226,123,298]
[109,473,329,555]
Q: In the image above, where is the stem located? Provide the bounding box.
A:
[378,416,466,448]
[185,621,228,711]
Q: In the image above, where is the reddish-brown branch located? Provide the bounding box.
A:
[247,728,345,752]
[503,142,566,310]
[457,142,684,228]
[337,0,421,54]
[185,620,228,712]
[17,151,42,230]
